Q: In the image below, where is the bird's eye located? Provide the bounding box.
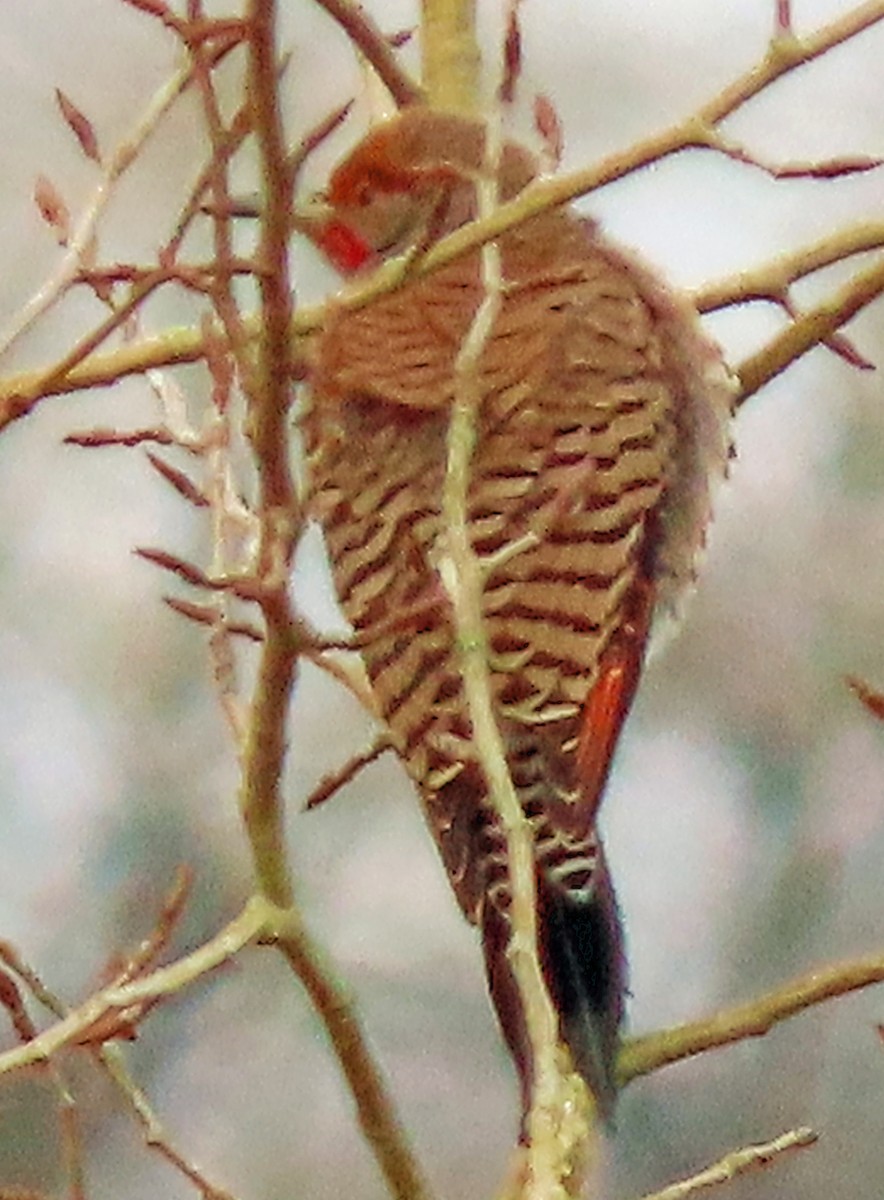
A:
[352,178,374,207]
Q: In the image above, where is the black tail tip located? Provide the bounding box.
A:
[541,878,627,1122]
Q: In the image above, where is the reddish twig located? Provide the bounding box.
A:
[847,675,884,722]
[304,734,394,810]
[312,0,423,107]
[164,595,264,642]
[146,451,210,507]
[64,426,176,448]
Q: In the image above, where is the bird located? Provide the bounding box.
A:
[302,105,734,1121]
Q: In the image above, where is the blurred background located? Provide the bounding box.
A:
[0,1,883,1197]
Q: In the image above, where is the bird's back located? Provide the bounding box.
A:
[305,133,733,1115]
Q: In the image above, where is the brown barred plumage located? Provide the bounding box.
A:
[304,108,734,1118]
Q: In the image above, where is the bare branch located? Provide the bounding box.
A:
[694,222,884,313]
[619,948,884,1085]
[313,0,422,107]
[106,867,194,989]
[704,126,882,181]
[100,1045,239,1200]
[0,937,239,1199]
[146,451,210,507]
[434,99,597,1196]
[64,426,176,448]
[636,1127,817,1200]
[0,37,238,358]
[275,923,434,1200]
[288,99,356,179]
[164,596,264,642]
[237,9,433,1200]
[135,546,230,592]
[304,734,394,810]
[736,251,884,403]
[3,4,883,425]
[238,0,300,902]
[0,898,270,1077]
[188,13,255,403]
[421,0,482,113]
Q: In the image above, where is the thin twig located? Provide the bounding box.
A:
[165,595,264,642]
[0,966,86,1200]
[0,897,269,1077]
[0,939,237,1199]
[693,222,884,312]
[106,867,194,988]
[0,36,237,359]
[190,2,256,397]
[736,251,884,403]
[313,0,422,107]
[618,947,884,1085]
[100,1044,238,1200]
[304,734,394,810]
[167,51,294,260]
[636,1127,817,1200]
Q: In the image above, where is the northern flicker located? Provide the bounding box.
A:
[303,106,734,1118]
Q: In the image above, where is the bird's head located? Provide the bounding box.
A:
[314,107,538,274]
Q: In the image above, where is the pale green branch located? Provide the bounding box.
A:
[637,1127,817,1200]
[0,897,270,1079]
[619,947,884,1085]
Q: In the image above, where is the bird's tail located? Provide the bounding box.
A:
[481,844,626,1124]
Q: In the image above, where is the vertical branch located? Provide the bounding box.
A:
[245,0,297,512]
[275,930,434,1200]
[440,123,596,1198]
[188,9,254,387]
[421,0,482,113]
[419,3,601,1191]
[240,11,433,1199]
[240,0,300,908]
